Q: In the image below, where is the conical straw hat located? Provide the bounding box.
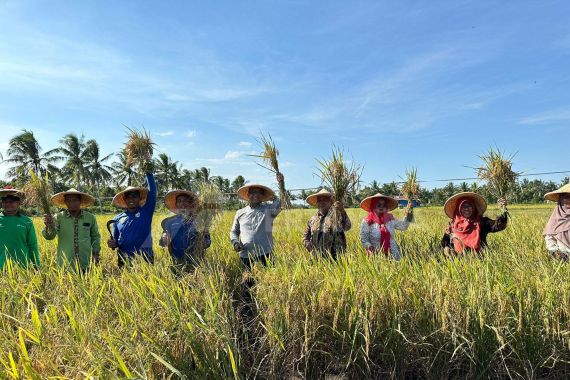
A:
[236,184,274,202]
[443,192,487,219]
[112,186,149,208]
[0,186,24,200]
[164,190,198,212]
[305,189,335,206]
[544,183,570,202]
[52,188,95,209]
[360,193,398,212]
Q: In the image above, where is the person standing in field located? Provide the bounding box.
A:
[159,190,211,275]
[107,171,157,267]
[230,183,281,270]
[440,192,508,256]
[543,184,570,261]
[42,189,101,273]
[303,188,351,260]
[0,186,40,270]
[359,193,413,260]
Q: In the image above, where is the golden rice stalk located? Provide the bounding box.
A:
[474,147,521,214]
[251,132,291,208]
[23,169,53,216]
[316,147,361,203]
[123,127,155,173]
[400,167,419,221]
[193,182,226,260]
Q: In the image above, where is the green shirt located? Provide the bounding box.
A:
[0,212,40,270]
[42,210,101,270]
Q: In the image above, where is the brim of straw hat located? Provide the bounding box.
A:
[443,192,487,219]
[112,187,149,208]
[237,184,274,202]
[0,189,24,200]
[164,190,199,213]
[360,193,398,212]
[51,189,96,209]
[305,189,335,206]
[544,183,570,202]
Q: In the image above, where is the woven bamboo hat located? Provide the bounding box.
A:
[237,184,274,202]
[305,189,334,206]
[544,183,570,202]
[444,192,487,219]
[164,190,198,212]
[112,186,149,208]
[360,193,398,212]
[52,189,95,209]
[0,186,24,200]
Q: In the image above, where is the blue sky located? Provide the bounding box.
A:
[1,0,569,190]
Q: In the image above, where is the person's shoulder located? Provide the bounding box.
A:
[83,210,97,219]
[161,214,178,228]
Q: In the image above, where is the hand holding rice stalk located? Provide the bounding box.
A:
[193,182,226,257]
[400,167,419,222]
[23,169,53,217]
[250,132,291,209]
[123,126,156,173]
[316,147,362,230]
[474,147,520,215]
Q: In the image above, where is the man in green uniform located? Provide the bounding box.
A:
[0,186,40,270]
[42,189,101,272]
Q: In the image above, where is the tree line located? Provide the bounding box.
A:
[1,130,567,210]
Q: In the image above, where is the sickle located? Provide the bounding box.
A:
[106,220,116,237]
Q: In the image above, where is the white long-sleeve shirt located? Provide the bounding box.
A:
[359,218,409,260]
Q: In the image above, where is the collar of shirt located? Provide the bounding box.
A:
[64,209,84,218]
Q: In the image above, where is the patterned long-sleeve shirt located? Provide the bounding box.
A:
[303,209,351,259]
[360,218,410,260]
[545,235,570,255]
[230,198,281,258]
[42,210,101,270]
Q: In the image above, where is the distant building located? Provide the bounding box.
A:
[392,196,421,208]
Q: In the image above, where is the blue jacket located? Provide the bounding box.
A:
[160,214,211,259]
[112,172,157,257]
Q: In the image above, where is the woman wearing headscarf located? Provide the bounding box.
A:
[440,192,508,255]
[303,188,351,260]
[359,193,412,260]
[543,184,570,261]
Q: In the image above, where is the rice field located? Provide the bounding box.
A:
[0,205,568,379]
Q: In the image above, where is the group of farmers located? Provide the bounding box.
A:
[0,170,569,273]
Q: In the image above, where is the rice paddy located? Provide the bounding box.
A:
[0,205,568,379]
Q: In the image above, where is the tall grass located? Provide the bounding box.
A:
[0,206,568,378]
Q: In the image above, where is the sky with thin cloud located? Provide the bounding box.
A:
[1,1,569,190]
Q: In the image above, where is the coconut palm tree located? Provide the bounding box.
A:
[154,153,181,192]
[54,133,89,189]
[84,140,114,211]
[3,130,60,182]
[112,151,140,187]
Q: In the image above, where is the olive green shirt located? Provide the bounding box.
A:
[42,210,101,270]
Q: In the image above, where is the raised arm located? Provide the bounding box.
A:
[269,196,281,217]
[143,172,157,213]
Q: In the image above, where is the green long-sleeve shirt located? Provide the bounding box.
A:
[0,212,40,270]
[42,210,101,270]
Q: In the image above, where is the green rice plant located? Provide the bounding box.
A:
[250,132,291,208]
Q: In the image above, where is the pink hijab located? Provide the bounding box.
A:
[543,198,570,248]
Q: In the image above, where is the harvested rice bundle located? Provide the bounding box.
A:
[474,147,520,214]
[400,167,420,222]
[123,127,155,173]
[23,169,53,216]
[251,132,291,208]
[194,182,226,257]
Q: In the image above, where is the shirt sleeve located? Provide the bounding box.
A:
[392,218,410,231]
[41,213,58,240]
[269,197,281,217]
[90,214,101,253]
[483,214,508,233]
[544,235,559,252]
[230,211,241,244]
[359,220,372,249]
[342,212,352,231]
[143,172,157,214]
[27,221,40,268]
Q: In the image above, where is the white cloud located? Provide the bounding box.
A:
[238,141,252,147]
[155,131,174,136]
[224,150,256,159]
[185,130,197,138]
[519,107,570,125]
